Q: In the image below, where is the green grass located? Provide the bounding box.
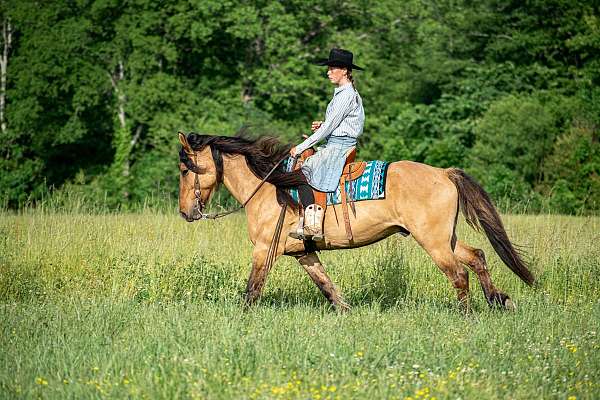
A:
[1,210,599,399]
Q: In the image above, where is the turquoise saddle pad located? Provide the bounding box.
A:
[283,158,390,206]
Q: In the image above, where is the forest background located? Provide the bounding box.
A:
[0,0,598,214]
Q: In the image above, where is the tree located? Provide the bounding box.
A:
[541,88,600,213]
[0,0,598,213]
[1,15,11,135]
[468,94,565,201]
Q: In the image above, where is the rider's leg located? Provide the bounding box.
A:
[290,185,327,241]
[287,172,326,241]
[297,184,314,207]
[289,184,314,240]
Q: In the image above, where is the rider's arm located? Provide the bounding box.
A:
[295,90,354,154]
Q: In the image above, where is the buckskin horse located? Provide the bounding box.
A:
[178,132,534,311]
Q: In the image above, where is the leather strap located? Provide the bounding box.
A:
[188,154,289,220]
[314,190,327,209]
[340,169,354,242]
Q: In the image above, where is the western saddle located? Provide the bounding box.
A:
[294,147,366,241]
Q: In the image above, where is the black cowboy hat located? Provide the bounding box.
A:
[314,48,364,71]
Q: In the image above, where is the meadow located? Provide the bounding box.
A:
[0,208,598,399]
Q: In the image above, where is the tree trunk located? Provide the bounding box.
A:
[1,18,12,135]
[110,60,127,136]
[109,60,132,200]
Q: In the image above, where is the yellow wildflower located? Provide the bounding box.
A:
[35,377,48,386]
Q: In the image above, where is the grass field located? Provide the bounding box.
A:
[1,209,599,399]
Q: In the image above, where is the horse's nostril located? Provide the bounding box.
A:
[181,211,195,222]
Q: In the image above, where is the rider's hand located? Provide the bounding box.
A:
[289,146,298,157]
[311,120,323,132]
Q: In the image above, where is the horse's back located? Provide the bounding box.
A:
[388,160,456,191]
[385,160,459,228]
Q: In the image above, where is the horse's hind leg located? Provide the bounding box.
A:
[454,241,515,310]
[413,229,470,309]
[428,247,470,310]
[413,230,470,309]
[296,252,350,311]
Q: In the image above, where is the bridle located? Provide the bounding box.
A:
[184,147,299,268]
[192,152,206,213]
[184,149,291,220]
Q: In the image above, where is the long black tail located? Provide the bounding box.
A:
[447,168,535,286]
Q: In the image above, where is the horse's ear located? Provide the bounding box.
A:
[178,131,193,154]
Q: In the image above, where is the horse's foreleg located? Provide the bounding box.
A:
[454,241,515,310]
[245,246,277,306]
[297,252,350,311]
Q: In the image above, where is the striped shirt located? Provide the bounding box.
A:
[295,83,364,154]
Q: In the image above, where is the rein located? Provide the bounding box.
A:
[190,152,292,220]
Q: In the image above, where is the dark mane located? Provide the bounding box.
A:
[179,132,306,206]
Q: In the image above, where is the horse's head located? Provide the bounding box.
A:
[178,132,219,222]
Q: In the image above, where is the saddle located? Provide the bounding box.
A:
[296,147,366,242]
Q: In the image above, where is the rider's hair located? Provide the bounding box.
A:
[346,68,355,88]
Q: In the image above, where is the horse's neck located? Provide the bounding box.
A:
[221,154,272,208]
[221,154,282,244]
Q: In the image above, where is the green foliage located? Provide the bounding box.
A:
[469,94,558,200]
[0,0,599,213]
[541,89,600,213]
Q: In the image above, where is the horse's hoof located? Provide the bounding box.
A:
[504,298,516,311]
[488,292,514,311]
[335,302,351,313]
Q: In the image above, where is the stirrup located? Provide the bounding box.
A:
[288,216,305,240]
[303,226,323,241]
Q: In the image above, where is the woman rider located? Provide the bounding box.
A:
[289,48,365,241]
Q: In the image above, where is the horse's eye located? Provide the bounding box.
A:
[181,170,189,177]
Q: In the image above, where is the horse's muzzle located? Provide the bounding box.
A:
[180,206,204,222]
[179,211,195,222]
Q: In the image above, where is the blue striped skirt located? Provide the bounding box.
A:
[301,135,357,192]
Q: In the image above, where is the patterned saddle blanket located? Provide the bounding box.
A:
[284,159,390,206]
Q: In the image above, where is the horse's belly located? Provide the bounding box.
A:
[321,224,404,250]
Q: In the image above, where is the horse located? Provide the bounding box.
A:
[177,132,534,311]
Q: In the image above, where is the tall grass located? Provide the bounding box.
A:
[1,207,598,399]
